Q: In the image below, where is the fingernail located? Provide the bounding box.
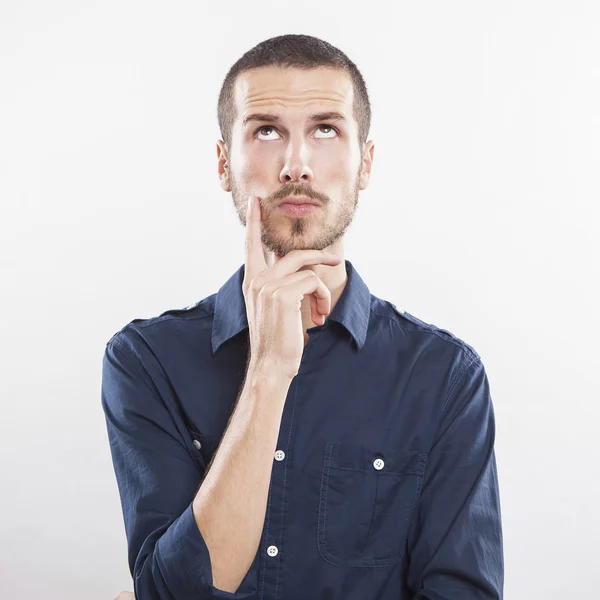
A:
[247,196,253,214]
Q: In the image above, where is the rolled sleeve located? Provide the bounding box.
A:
[101,332,259,599]
[406,352,504,600]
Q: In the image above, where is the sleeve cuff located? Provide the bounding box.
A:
[155,500,260,599]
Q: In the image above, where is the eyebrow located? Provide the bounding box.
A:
[242,111,348,127]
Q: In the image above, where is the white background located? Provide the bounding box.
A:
[1,1,598,598]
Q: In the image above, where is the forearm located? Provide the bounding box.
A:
[192,360,292,593]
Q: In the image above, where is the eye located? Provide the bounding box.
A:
[314,124,338,139]
[254,124,339,141]
[256,125,281,141]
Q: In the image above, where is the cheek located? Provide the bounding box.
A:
[233,145,271,185]
[321,159,355,188]
[234,161,264,188]
[315,147,354,178]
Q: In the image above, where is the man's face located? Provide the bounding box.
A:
[217,65,374,257]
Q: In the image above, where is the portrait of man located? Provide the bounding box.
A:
[103,34,503,599]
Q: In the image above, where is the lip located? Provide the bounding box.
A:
[277,202,319,217]
[276,196,320,207]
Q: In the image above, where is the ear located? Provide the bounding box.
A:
[358,140,375,191]
[216,140,231,192]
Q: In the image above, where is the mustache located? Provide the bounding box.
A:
[269,185,326,204]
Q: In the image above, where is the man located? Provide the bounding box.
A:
[103,34,504,600]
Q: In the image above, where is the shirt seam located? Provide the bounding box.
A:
[370,308,480,361]
[442,351,481,413]
[107,335,196,454]
[429,351,483,456]
[107,337,164,407]
[127,307,215,330]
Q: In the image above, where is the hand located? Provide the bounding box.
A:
[243,195,341,379]
[112,592,134,600]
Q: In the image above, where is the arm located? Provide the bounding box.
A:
[101,331,291,599]
[406,352,504,600]
[194,358,291,592]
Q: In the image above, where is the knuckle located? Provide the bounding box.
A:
[257,284,272,302]
[249,278,261,295]
[265,282,282,302]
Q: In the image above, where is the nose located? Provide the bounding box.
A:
[279,142,314,184]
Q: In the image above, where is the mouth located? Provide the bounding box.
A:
[275,195,321,216]
[276,196,320,207]
[277,202,320,216]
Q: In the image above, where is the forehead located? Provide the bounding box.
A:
[233,66,354,120]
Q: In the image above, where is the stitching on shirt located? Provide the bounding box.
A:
[427,352,483,457]
[322,443,333,555]
[370,308,480,362]
[275,381,299,599]
[442,352,481,413]
[260,435,275,600]
[107,337,188,452]
[417,424,496,578]
[108,338,163,404]
[329,465,424,475]
[129,309,215,329]
[319,443,411,567]
[362,472,379,551]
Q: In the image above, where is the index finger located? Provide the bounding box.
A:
[244,195,268,283]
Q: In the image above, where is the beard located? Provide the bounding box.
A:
[229,166,361,258]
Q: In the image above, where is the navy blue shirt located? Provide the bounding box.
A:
[101,259,504,600]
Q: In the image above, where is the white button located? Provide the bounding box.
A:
[274,450,285,461]
[373,457,384,470]
[267,545,278,557]
[193,439,202,449]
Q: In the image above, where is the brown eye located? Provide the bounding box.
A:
[315,124,338,139]
[256,126,280,140]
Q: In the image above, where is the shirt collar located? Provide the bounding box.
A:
[211,259,371,355]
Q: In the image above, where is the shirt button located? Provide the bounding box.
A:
[193,439,202,449]
[274,449,285,461]
[267,545,279,557]
[373,457,384,470]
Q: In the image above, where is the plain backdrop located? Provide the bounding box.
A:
[1,1,598,598]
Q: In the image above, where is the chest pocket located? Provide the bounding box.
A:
[317,441,428,567]
[187,428,221,472]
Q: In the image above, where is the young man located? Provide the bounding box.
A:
[104,34,504,600]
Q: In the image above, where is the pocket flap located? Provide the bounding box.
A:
[328,441,428,476]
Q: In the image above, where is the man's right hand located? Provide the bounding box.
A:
[112,592,134,600]
[242,195,341,379]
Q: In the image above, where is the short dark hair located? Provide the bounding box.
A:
[217,34,371,152]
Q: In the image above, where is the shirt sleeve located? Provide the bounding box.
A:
[406,352,504,600]
[101,332,260,600]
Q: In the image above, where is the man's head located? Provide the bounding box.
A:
[216,34,374,258]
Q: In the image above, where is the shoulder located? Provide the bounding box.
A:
[104,293,217,352]
[370,295,481,363]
